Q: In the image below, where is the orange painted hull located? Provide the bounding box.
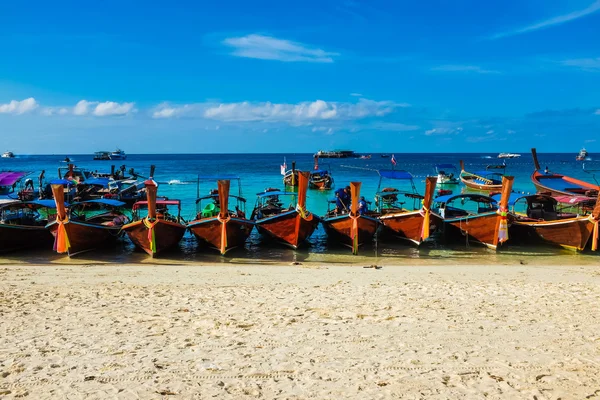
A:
[321,214,379,251]
[47,220,122,256]
[509,216,595,251]
[379,210,437,245]
[255,210,319,249]
[122,220,186,257]
[188,217,254,255]
[438,212,500,249]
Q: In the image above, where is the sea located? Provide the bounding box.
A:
[1,152,599,266]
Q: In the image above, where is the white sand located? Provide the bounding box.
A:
[1,263,600,399]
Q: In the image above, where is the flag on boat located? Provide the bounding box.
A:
[391,154,397,166]
[280,158,287,176]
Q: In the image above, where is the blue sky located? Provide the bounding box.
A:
[1,0,599,153]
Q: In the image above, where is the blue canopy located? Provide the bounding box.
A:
[491,193,525,206]
[72,199,126,207]
[24,199,69,209]
[256,191,294,197]
[82,177,110,187]
[434,194,497,204]
[50,179,74,186]
[435,164,456,169]
[379,169,413,180]
[312,169,328,174]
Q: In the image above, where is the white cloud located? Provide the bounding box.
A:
[0,98,38,115]
[490,1,600,39]
[486,129,495,134]
[561,57,600,72]
[202,98,402,123]
[312,126,334,135]
[425,126,463,136]
[73,100,135,116]
[585,139,597,143]
[507,129,516,134]
[431,65,500,74]
[93,101,135,116]
[73,100,93,116]
[222,34,339,63]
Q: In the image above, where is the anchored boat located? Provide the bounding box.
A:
[252,171,319,249]
[187,176,254,255]
[0,200,55,253]
[459,160,505,191]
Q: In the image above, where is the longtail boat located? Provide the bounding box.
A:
[122,178,186,257]
[0,171,32,198]
[321,181,380,254]
[431,164,459,185]
[497,192,600,251]
[47,185,128,256]
[188,177,254,255]
[252,171,320,249]
[282,160,299,187]
[459,160,505,191]
[376,170,438,246]
[308,155,334,190]
[0,200,55,253]
[530,148,599,198]
[432,176,514,250]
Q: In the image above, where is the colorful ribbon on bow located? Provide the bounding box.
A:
[349,214,359,255]
[217,214,231,255]
[497,206,509,244]
[143,217,159,254]
[590,215,599,251]
[420,198,430,242]
[54,217,71,254]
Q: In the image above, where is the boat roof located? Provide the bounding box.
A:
[23,199,69,209]
[256,190,294,197]
[535,173,597,191]
[50,179,75,186]
[491,193,556,207]
[196,194,246,203]
[435,193,497,204]
[0,171,28,186]
[312,169,329,174]
[81,177,110,187]
[554,195,597,205]
[378,169,413,180]
[435,164,456,169]
[72,199,126,207]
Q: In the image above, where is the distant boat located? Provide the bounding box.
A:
[431,164,459,185]
[359,154,371,160]
[1,151,15,158]
[576,147,588,161]
[93,151,111,160]
[498,153,521,159]
[313,150,355,158]
[109,148,127,160]
[459,160,505,191]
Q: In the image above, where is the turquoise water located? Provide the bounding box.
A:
[1,152,599,263]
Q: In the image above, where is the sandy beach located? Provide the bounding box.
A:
[1,262,600,399]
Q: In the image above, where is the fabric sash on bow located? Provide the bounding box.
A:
[143,217,159,254]
[497,206,509,244]
[295,204,312,220]
[590,215,599,251]
[54,217,71,254]
[420,199,430,241]
[349,214,359,255]
[217,215,231,255]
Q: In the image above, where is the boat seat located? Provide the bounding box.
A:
[527,209,544,220]
[543,211,558,221]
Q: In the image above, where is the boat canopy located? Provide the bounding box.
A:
[72,199,126,207]
[82,177,110,186]
[0,171,27,186]
[23,199,69,209]
[378,169,413,180]
[312,169,329,174]
[50,179,75,186]
[491,193,555,207]
[554,195,597,205]
[435,193,497,204]
[196,194,246,203]
[256,190,294,197]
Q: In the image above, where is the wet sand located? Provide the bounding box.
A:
[1,263,600,399]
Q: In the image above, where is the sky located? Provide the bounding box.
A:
[1,0,600,154]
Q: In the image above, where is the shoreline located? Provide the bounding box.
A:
[2,263,600,398]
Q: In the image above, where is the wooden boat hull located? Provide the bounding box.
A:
[309,177,333,190]
[47,220,122,257]
[0,224,53,253]
[438,212,500,250]
[460,176,502,191]
[321,214,379,252]
[530,171,599,198]
[255,210,320,249]
[508,217,595,251]
[188,217,254,255]
[122,220,186,257]
[379,210,438,246]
